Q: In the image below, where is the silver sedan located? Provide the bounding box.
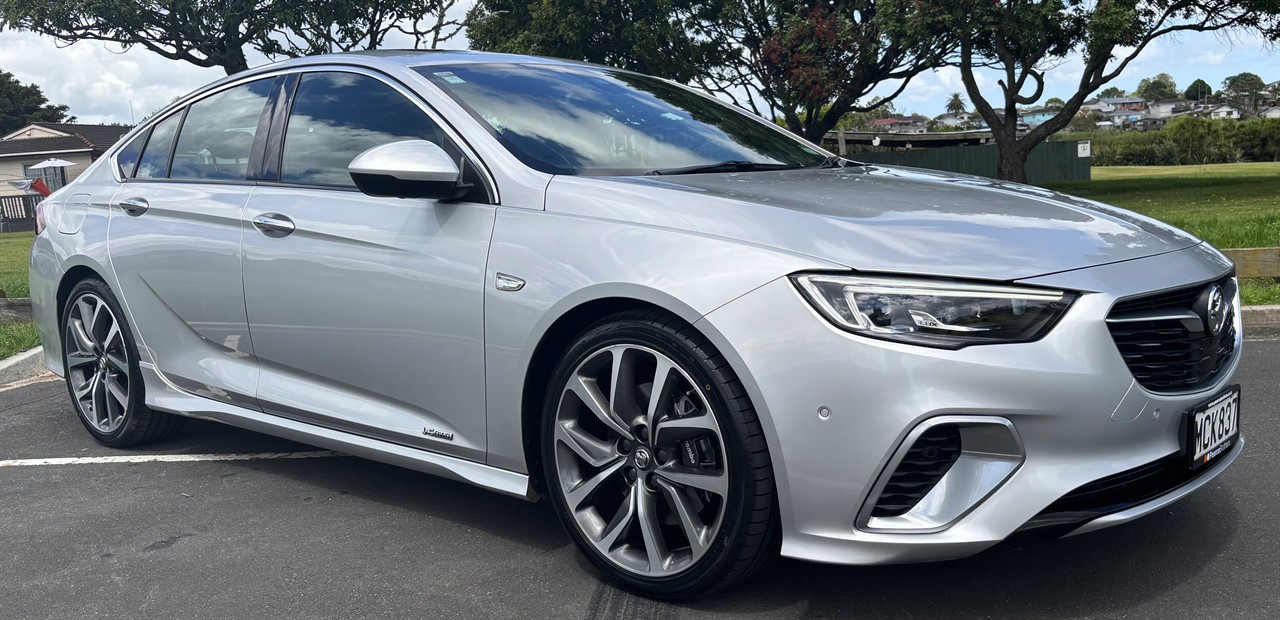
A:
[28,51,1243,598]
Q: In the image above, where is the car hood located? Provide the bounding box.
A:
[545,165,1202,281]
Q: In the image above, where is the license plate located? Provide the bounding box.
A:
[1187,386,1240,470]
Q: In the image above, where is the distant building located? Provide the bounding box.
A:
[868,116,927,134]
[933,112,972,128]
[1147,99,1187,118]
[1209,106,1241,120]
[1259,107,1280,119]
[1,123,133,197]
[1132,117,1167,132]
[1021,107,1057,126]
[1099,97,1147,112]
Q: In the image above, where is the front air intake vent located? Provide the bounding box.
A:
[870,424,962,517]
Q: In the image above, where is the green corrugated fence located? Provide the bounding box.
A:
[844,141,1091,184]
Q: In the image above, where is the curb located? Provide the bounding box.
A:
[0,346,46,386]
[1243,305,1280,340]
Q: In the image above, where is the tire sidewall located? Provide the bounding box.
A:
[61,278,147,446]
[541,317,757,597]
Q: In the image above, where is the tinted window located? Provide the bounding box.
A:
[416,64,827,175]
[135,113,181,179]
[281,72,446,187]
[115,132,146,178]
[171,78,274,181]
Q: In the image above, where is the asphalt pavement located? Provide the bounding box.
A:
[2,341,1277,619]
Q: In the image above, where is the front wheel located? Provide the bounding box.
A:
[542,310,778,599]
[61,277,186,447]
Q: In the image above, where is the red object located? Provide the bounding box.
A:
[29,178,51,197]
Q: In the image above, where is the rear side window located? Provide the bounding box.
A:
[135,113,181,179]
[115,132,146,178]
[170,78,274,181]
[281,72,446,188]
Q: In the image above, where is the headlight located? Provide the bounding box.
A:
[791,274,1077,349]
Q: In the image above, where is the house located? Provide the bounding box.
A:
[1099,96,1147,112]
[1101,108,1142,126]
[1132,116,1167,132]
[933,112,972,128]
[1259,107,1280,119]
[1209,105,1241,120]
[1147,99,1186,118]
[0,123,133,197]
[868,115,927,134]
[1021,107,1057,126]
[1081,99,1112,113]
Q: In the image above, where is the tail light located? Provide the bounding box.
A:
[35,201,46,235]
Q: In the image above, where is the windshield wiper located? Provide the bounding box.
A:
[644,160,800,176]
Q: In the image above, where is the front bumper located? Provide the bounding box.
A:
[695,244,1241,565]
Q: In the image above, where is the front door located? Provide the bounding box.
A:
[241,70,495,461]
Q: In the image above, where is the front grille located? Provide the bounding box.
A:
[871,425,962,517]
[1106,275,1236,393]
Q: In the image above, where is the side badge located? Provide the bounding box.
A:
[495,273,525,292]
[423,427,455,441]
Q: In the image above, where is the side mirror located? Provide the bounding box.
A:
[348,140,466,200]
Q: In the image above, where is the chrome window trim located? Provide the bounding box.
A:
[274,64,499,204]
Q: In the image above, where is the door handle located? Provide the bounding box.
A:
[251,213,296,237]
[117,197,149,216]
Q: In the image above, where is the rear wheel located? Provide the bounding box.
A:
[61,278,185,447]
[542,309,778,599]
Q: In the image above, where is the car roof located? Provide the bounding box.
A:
[266,49,600,71]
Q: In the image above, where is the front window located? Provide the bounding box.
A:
[416,63,828,175]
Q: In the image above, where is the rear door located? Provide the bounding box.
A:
[107,76,280,407]
[241,69,497,461]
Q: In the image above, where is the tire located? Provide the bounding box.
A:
[541,309,778,599]
[60,277,186,447]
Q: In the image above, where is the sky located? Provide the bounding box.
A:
[1,15,1275,126]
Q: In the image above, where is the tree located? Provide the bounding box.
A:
[467,1,955,142]
[939,0,1279,183]
[1134,72,1178,101]
[1184,78,1213,101]
[1098,86,1127,99]
[1223,72,1268,115]
[945,92,967,115]
[1045,97,1066,109]
[0,70,74,135]
[0,1,462,76]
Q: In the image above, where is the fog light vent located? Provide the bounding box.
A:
[871,424,962,517]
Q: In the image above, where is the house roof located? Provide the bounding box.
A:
[0,135,94,157]
[1100,97,1146,104]
[869,118,898,125]
[32,123,132,149]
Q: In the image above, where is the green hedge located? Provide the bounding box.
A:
[1053,117,1280,166]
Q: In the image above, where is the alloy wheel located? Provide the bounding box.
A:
[64,292,132,434]
[553,344,729,578]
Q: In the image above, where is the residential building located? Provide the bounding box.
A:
[1147,99,1186,118]
[1,123,133,197]
[1259,107,1280,119]
[933,112,972,128]
[1209,106,1241,120]
[1021,107,1057,126]
[1099,96,1147,112]
[868,115,927,134]
[1132,117,1167,132]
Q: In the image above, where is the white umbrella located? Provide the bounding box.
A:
[28,157,76,170]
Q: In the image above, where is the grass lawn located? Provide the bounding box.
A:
[1,231,33,299]
[1046,162,1280,250]
[1046,162,1280,306]
[1,232,40,359]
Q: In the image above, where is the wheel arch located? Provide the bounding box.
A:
[519,295,671,492]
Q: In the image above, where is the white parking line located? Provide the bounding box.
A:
[0,450,348,467]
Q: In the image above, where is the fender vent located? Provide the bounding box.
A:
[871,424,962,517]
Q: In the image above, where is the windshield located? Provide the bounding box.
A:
[416,63,829,175]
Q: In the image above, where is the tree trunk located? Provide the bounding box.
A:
[995,140,1032,184]
[220,50,251,76]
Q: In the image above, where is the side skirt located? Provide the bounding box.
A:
[138,363,536,501]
